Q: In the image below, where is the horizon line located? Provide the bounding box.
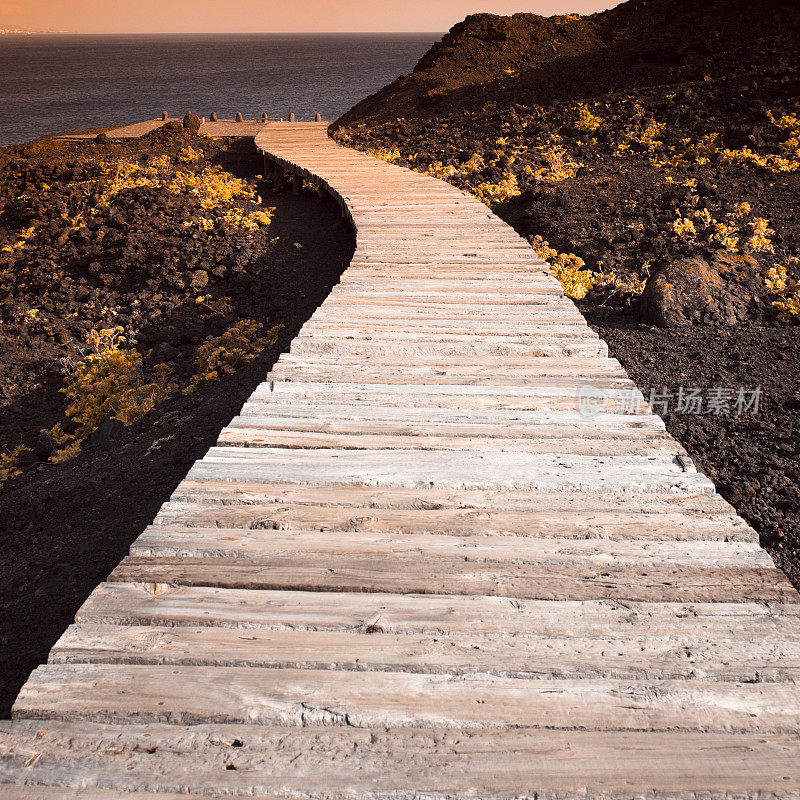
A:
[2,30,446,35]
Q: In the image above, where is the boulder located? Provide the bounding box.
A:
[182,112,202,132]
[86,418,125,448]
[33,430,56,461]
[636,253,753,326]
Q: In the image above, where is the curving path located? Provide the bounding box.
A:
[2,121,800,797]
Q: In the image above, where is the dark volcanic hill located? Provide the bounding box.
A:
[336,0,800,126]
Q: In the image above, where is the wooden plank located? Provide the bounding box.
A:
[0,787,191,800]
[108,555,797,603]
[216,427,681,455]
[152,498,757,541]
[76,584,800,642]
[187,447,711,494]
[15,664,800,734]
[249,382,649,412]
[164,478,737,514]
[289,337,609,359]
[2,721,799,798]
[226,406,664,430]
[128,525,772,568]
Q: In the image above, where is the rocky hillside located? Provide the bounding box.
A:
[338,0,800,126]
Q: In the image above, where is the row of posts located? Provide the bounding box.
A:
[161,111,322,123]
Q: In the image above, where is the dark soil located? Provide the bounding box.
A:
[0,129,355,716]
[333,1,800,582]
[585,309,800,584]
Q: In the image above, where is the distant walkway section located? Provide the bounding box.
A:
[2,120,800,798]
[57,116,299,140]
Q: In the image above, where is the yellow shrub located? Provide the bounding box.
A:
[0,446,31,489]
[169,166,255,210]
[426,161,459,180]
[616,110,666,156]
[533,141,584,183]
[671,217,697,238]
[37,423,82,464]
[97,160,162,208]
[177,146,204,163]
[2,225,37,252]
[747,218,775,252]
[720,146,798,174]
[473,172,520,204]
[219,207,275,232]
[63,326,176,436]
[368,147,401,163]
[574,103,601,133]
[530,235,600,300]
[188,320,280,391]
[664,133,721,166]
[766,259,800,321]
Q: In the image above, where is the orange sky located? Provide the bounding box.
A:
[1,0,620,33]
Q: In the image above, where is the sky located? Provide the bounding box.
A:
[1,0,621,34]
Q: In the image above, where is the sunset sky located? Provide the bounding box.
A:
[1,0,620,34]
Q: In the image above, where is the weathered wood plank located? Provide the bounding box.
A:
[153,498,757,541]
[3,721,799,798]
[188,447,711,494]
[108,555,797,603]
[216,428,681,455]
[129,525,772,568]
[49,620,800,682]
[15,664,800,734]
[76,584,800,642]
[164,478,737,515]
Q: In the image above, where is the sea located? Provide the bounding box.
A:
[0,33,439,146]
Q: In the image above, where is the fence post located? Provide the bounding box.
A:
[235,112,244,122]
[162,111,168,121]
[289,112,295,123]
[315,113,322,122]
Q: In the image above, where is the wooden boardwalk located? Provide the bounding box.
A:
[3,121,800,797]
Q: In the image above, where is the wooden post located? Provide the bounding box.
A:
[315,113,322,122]
[210,112,218,122]
[289,113,295,123]
[261,113,268,123]
[162,111,168,121]
[235,112,244,123]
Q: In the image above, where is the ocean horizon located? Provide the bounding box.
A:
[0,33,440,146]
